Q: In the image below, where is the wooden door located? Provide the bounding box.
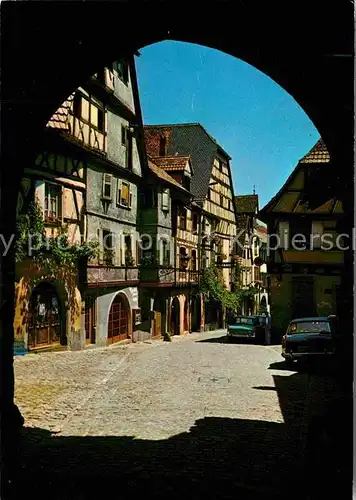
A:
[153,311,162,337]
[28,283,61,349]
[108,295,129,343]
[85,296,96,344]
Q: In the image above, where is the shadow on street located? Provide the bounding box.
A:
[9,418,308,500]
[196,335,253,344]
[5,365,352,500]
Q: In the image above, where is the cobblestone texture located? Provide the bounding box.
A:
[13,330,345,499]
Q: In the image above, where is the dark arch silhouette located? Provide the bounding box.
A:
[1,3,353,489]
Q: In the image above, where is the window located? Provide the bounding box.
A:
[124,235,134,266]
[162,238,170,266]
[179,208,187,230]
[117,180,132,208]
[121,125,132,169]
[192,213,198,233]
[191,249,197,271]
[97,108,105,133]
[179,247,189,268]
[114,59,129,84]
[287,320,330,335]
[102,174,113,200]
[254,266,261,282]
[162,189,169,211]
[45,184,62,222]
[290,218,312,250]
[253,237,259,256]
[220,194,224,207]
[73,92,82,118]
[73,91,105,132]
[102,230,114,265]
[141,187,157,208]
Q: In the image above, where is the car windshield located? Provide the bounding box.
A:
[235,317,256,326]
[288,321,331,334]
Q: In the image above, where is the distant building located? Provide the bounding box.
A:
[234,194,269,315]
[259,139,344,338]
[139,155,203,339]
[144,123,237,329]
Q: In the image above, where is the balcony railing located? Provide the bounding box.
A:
[87,266,139,285]
[140,266,200,286]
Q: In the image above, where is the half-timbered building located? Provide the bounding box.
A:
[14,54,146,351]
[144,123,237,330]
[259,139,344,339]
[138,155,203,338]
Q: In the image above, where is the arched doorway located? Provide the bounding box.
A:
[28,282,62,349]
[108,293,130,344]
[171,297,180,336]
[191,295,201,332]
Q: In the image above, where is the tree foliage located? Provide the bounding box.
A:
[199,264,241,311]
[199,263,259,313]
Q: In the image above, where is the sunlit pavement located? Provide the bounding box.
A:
[13,330,346,499]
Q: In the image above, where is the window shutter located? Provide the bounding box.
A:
[116,179,122,205]
[129,185,132,208]
[162,189,169,211]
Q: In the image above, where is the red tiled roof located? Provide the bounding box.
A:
[151,155,191,171]
[147,159,189,192]
[300,138,330,163]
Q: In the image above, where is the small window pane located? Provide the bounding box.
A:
[81,98,90,121]
[90,104,98,127]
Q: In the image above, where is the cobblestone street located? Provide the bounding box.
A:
[14,330,345,499]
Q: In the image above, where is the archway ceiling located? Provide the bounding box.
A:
[2,2,353,173]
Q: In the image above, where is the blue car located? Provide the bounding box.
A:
[282,316,335,366]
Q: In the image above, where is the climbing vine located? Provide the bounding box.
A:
[199,263,260,314]
[199,264,241,311]
[15,200,99,277]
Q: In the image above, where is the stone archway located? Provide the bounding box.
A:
[1,3,353,483]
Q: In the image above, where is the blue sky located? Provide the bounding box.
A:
[135,40,320,209]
